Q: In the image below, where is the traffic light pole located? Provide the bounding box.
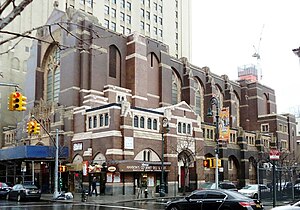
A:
[54,129,59,199]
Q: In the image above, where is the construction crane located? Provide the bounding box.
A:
[252,24,264,80]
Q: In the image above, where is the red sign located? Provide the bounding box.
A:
[270,149,280,160]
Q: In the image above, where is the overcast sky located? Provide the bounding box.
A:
[191,0,300,114]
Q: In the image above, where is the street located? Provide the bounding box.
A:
[0,198,279,210]
[0,199,167,210]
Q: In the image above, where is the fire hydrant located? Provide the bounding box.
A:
[144,188,148,198]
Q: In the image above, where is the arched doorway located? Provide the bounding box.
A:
[178,149,196,193]
[228,155,239,186]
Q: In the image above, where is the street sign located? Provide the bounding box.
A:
[269,149,280,160]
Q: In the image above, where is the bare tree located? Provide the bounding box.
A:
[0,0,34,30]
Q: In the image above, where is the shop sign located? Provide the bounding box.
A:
[82,161,88,176]
[66,163,83,171]
[118,162,169,172]
[88,164,102,173]
[73,143,83,151]
[83,148,92,156]
[124,137,134,149]
[107,166,116,172]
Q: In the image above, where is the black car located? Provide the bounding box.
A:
[165,189,263,210]
[7,183,41,201]
[0,182,11,198]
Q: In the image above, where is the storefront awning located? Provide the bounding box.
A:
[116,160,171,172]
[0,145,68,161]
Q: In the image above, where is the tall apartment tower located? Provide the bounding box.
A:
[0,0,191,146]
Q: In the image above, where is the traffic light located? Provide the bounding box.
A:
[8,92,26,111]
[59,165,66,172]
[203,158,221,168]
[27,120,35,135]
[59,177,63,189]
[34,121,40,134]
[209,158,222,168]
[203,159,210,168]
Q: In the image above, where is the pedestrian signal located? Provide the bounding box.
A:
[203,159,210,168]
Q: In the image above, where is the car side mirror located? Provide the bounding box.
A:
[185,196,190,201]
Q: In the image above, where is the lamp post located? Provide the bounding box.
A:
[207,96,220,189]
[160,117,169,197]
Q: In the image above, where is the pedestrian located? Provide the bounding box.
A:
[91,177,98,196]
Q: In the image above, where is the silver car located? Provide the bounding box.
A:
[238,184,270,199]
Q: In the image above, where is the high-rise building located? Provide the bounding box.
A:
[0,0,191,146]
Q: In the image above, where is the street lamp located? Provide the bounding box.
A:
[160,117,169,197]
[207,96,220,189]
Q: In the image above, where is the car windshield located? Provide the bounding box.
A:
[24,185,38,190]
[243,185,257,190]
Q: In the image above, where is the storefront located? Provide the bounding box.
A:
[0,145,68,193]
[109,160,171,196]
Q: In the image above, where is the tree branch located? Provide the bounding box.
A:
[0,0,33,30]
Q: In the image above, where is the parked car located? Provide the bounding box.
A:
[0,182,12,199]
[198,182,238,191]
[270,200,300,209]
[7,183,41,201]
[238,184,270,199]
[165,189,263,210]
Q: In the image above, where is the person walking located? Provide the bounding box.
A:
[91,177,98,196]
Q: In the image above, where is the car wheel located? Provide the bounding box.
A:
[253,193,258,199]
[169,205,180,210]
[17,194,21,202]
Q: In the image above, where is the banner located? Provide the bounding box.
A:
[219,107,230,141]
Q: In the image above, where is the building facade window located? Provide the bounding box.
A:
[141,8,144,17]
[153,119,157,130]
[171,70,181,105]
[126,15,131,24]
[105,113,109,126]
[120,0,125,8]
[147,118,152,129]
[45,46,60,103]
[140,116,145,128]
[120,12,125,21]
[126,1,131,10]
[140,21,145,30]
[111,8,116,17]
[134,116,139,127]
[104,5,109,15]
[111,22,116,31]
[109,45,121,78]
[104,19,109,28]
[261,124,269,132]
[146,11,150,20]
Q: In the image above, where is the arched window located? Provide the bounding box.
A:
[93,116,97,128]
[100,114,103,126]
[147,118,152,129]
[11,57,20,70]
[104,113,109,126]
[178,122,182,133]
[194,79,204,119]
[88,116,92,129]
[187,124,191,134]
[134,116,139,128]
[45,46,60,102]
[109,45,121,78]
[140,116,145,128]
[153,119,157,130]
[232,93,240,127]
[172,70,181,105]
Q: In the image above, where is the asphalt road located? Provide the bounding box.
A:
[0,199,167,210]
